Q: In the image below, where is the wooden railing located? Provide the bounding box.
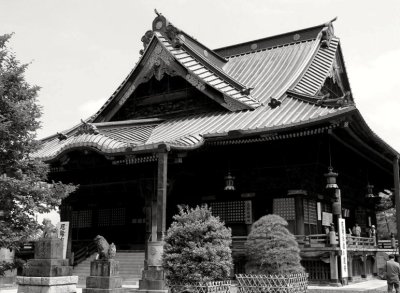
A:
[378,239,398,249]
[346,236,375,249]
[233,235,394,251]
[296,234,327,247]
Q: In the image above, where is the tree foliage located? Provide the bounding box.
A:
[0,34,76,255]
[162,205,233,284]
[245,214,304,275]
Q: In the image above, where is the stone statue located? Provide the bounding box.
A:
[42,218,58,238]
[94,235,116,260]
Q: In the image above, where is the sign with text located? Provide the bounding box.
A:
[322,212,333,226]
[57,221,69,259]
[338,218,348,278]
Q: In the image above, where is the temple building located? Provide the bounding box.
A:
[34,12,400,287]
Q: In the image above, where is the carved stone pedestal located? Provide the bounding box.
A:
[17,276,78,293]
[138,241,167,293]
[17,238,77,293]
[83,260,124,293]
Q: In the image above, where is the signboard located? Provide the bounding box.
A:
[338,218,348,278]
[57,221,69,259]
[317,202,321,221]
[322,212,333,226]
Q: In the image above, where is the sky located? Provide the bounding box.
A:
[1,0,400,152]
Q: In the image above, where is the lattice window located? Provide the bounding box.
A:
[355,208,366,228]
[209,201,252,224]
[304,199,317,225]
[97,208,126,226]
[98,209,111,227]
[111,208,126,226]
[71,210,92,228]
[273,198,295,220]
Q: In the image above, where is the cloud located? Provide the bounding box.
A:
[349,49,400,150]
[78,98,108,119]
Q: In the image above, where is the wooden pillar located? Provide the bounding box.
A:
[347,254,353,282]
[157,152,168,241]
[372,255,378,276]
[295,196,305,236]
[151,183,158,242]
[329,252,339,284]
[139,149,169,293]
[361,255,367,278]
[393,157,400,251]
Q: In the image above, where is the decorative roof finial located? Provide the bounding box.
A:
[57,132,68,141]
[154,9,162,17]
[268,97,281,109]
[76,119,99,135]
[140,30,154,55]
[241,87,254,96]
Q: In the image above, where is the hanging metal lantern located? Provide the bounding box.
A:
[366,184,375,198]
[324,166,338,189]
[224,172,235,191]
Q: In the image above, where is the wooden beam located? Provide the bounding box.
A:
[330,133,391,175]
[345,128,392,165]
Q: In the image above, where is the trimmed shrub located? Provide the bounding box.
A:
[245,214,304,275]
[162,205,233,284]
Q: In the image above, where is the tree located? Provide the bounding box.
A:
[245,214,304,275]
[0,34,76,273]
[162,205,233,284]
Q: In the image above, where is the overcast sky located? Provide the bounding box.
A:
[1,0,400,151]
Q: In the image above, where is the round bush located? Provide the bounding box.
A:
[162,205,233,284]
[245,214,304,275]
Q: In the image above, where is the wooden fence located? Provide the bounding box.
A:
[236,274,308,293]
[168,281,231,293]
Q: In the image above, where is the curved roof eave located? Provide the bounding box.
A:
[351,109,400,160]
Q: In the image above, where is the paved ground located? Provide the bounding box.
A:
[308,280,387,292]
[1,280,389,293]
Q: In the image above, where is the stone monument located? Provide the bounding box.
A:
[83,235,124,293]
[16,219,78,293]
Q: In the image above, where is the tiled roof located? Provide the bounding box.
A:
[34,17,357,161]
[155,32,261,110]
[35,99,354,161]
[223,40,319,105]
[294,37,340,95]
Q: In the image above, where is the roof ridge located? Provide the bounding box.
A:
[215,24,328,58]
[150,13,256,95]
[152,10,228,66]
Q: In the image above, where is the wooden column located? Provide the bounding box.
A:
[347,254,353,282]
[329,252,339,284]
[151,182,158,242]
[393,157,400,250]
[157,152,168,241]
[361,255,367,278]
[372,255,378,276]
[294,196,305,235]
[139,149,169,293]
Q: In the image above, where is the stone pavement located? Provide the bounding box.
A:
[308,279,387,292]
[0,280,389,293]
